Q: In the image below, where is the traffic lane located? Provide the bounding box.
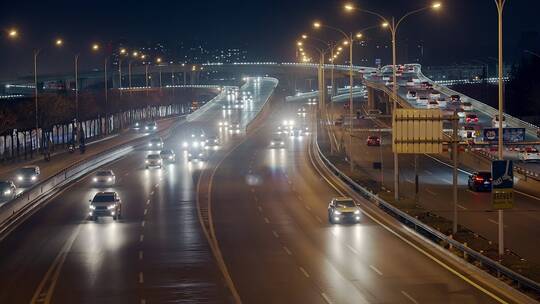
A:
[210,138,326,304]
[0,152,145,303]
[31,152,157,303]
[275,122,496,303]
[215,100,496,303]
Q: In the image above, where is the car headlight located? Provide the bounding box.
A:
[135,123,139,127]
[188,153,192,157]
[169,156,173,159]
[89,205,96,210]
[354,210,360,215]
[280,142,284,146]
[198,153,203,157]
[153,126,157,130]
[182,142,188,148]
[270,142,275,146]
[145,160,149,163]
[107,177,112,182]
[334,210,341,215]
[17,176,23,181]
[145,127,149,130]
[214,139,218,143]
[4,190,11,195]
[107,205,116,210]
[31,176,37,181]
[148,143,152,147]
[93,177,98,182]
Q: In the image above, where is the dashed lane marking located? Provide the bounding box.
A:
[139,272,144,284]
[141,221,145,227]
[264,217,270,224]
[257,206,263,212]
[139,251,143,260]
[457,204,467,210]
[283,246,292,255]
[315,216,323,224]
[347,245,359,255]
[401,291,418,304]
[299,267,310,278]
[139,235,144,242]
[321,292,332,304]
[369,265,383,276]
[305,205,311,211]
[272,231,279,238]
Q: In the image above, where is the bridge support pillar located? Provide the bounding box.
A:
[367,86,375,110]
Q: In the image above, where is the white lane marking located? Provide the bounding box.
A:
[124,173,129,176]
[425,189,436,196]
[424,170,433,175]
[144,209,148,215]
[272,231,279,238]
[347,245,359,255]
[515,189,540,201]
[299,267,310,278]
[154,184,159,188]
[369,265,383,276]
[315,216,323,224]
[150,191,154,195]
[305,205,311,211]
[406,179,414,184]
[257,206,263,212]
[321,292,333,304]
[139,251,143,260]
[251,188,255,193]
[140,299,146,304]
[264,217,270,224]
[401,291,418,304]
[139,272,144,284]
[331,230,339,237]
[139,235,144,242]
[141,221,145,227]
[283,246,292,255]
[488,219,498,225]
[441,178,452,184]
[254,196,259,202]
[146,199,150,205]
[457,204,467,210]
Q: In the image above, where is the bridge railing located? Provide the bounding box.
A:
[313,125,540,298]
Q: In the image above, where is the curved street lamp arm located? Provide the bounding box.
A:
[395,7,430,30]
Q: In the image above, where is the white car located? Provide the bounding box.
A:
[145,154,162,169]
[269,138,285,148]
[427,100,439,109]
[519,148,540,161]
[229,122,241,134]
[218,120,229,127]
[429,92,441,99]
[93,170,116,185]
[417,97,429,106]
[492,115,507,128]
[462,102,473,112]
[406,91,417,100]
[327,197,361,224]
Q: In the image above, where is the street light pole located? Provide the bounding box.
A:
[104,58,109,133]
[33,49,40,150]
[495,0,507,258]
[349,34,354,172]
[74,54,80,123]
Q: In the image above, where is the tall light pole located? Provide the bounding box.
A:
[495,0,507,258]
[118,48,127,92]
[313,21,367,171]
[344,2,442,201]
[33,49,40,148]
[156,57,163,88]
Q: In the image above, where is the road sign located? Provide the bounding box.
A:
[491,160,514,209]
[483,128,525,143]
[392,109,443,154]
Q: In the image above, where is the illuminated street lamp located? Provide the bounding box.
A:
[156,57,163,88]
[92,43,111,133]
[118,48,128,90]
[55,38,63,46]
[313,21,369,171]
[344,2,442,201]
[8,28,18,39]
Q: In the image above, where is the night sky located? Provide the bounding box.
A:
[1,0,539,79]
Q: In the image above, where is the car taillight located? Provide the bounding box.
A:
[474,176,484,182]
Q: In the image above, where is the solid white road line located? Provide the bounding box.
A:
[283,246,292,255]
[299,267,310,278]
[139,272,144,284]
[369,265,383,276]
[272,231,279,238]
[401,291,418,304]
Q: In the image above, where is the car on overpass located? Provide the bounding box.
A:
[366,136,381,146]
[467,172,492,192]
[0,181,16,201]
[492,114,507,128]
[465,114,479,124]
[15,166,40,186]
[518,147,540,162]
[328,197,361,224]
[92,170,116,186]
[88,191,122,221]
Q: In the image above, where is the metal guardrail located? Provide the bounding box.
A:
[313,130,540,296]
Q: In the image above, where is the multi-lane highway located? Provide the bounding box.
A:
[207,97,500,303]
[0,77,276,303]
